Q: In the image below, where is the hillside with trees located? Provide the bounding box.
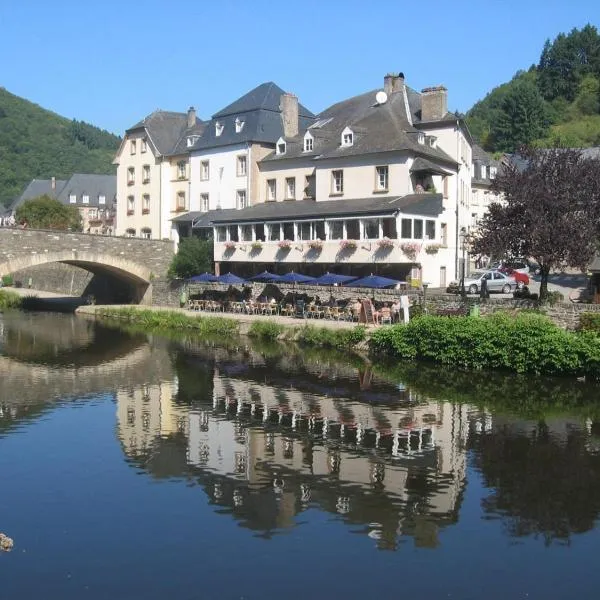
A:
[0,88,120,208]
[466,24,600,153]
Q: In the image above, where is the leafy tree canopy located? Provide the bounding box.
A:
[168,237,214,279]
[15,195,83,231]
[0,88,120,208]
[470,147,600,301]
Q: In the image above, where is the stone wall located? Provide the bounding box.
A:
[9,263,93,295]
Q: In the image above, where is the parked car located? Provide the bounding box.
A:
[489,259,530,275]
[447,270,517,295]
[498,266,530,288]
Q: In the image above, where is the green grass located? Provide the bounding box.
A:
[0,289,22,310]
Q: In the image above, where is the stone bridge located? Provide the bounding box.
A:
[0,228,174,304]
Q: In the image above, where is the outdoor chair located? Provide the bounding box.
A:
[380,307,392,325]
[295,300,306,319]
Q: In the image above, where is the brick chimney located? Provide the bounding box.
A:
[187,106,196,128]
[384,72,405,95]
[420,86,448,121]
[280,93,299,138]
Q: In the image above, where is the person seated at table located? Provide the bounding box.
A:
[391,299,401,321]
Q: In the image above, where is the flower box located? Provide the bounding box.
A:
[250,241,263,250]
[425,243,442,255]
[224,241,237,250]
[339,239,357,250]
[277,240,292,250]
[400,242,421,260]
[376,237,395,249]
[307,239,323,250]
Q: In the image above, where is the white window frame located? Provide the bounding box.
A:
[235,117,244,133]
[200,193,209,212]
[82,194,89,204]
[303,133,313,152]
[130,140,136,155]
[276,137,286,155]
[69,193,76,204]
[141,138,147,153]
[341,127,354,147]
[331,170,344,194]
[88,208,98,220]
[142,194,150,213]
[98,195,106,205]
[236,190,247,209]
[215,121,224,136]
[142,165,150,183]
[141,228,151,239]
[285,177,296,200]
[127,167,135,185]
[176,191,186,211]
[127,195,135,214]
[375,166,389,191]
[126,228,136,238]
[237,155,247,177]
[200,161,210,181]
[266,179,276,201]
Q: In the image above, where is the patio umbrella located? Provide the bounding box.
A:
[187,272,217,282]
[313,272,358,286]
[248,270,283,282]
[345,274,401,288]
[278,272,316,284]
[216,272,246,285]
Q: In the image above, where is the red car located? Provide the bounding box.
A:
[499,267,529,287]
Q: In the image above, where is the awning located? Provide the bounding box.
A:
[410,157,453,175]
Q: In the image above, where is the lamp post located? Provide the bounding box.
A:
[459,227,467,299]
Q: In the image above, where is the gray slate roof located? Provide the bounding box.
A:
[411,157,454,175]
[56,174,116,206]
[191,82,316,151]
[127,111,205,156]
[261,88,457,166]
[9,178,67,213]
[208,193,443,224]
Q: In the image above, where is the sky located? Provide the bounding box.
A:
[0,0,598,135]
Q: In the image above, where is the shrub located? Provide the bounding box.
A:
[544,290,564,305]
[579,312,600,333]
[2,275,14,287]
[0,289,21,309]
[369,313,600,378]
[248,321,283,340]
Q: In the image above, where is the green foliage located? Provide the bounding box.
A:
[0,289,22,310]
[248,321,283,340]
[168,237,214,279]
[544,290,565,306]
[579,312,600,333]
[15,195,82,230]
[2,275,14,287]
[369,313,600,378]
[0,87,119,207]
[466,25,600,152]
[296,325,366,350]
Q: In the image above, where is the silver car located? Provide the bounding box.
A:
[450,270,517,294]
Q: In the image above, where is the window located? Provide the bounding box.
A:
[236,190,247,209]
[266,179,276,201]
[69,193,76,204]
[130,140,136,155]
[177,161,187,180]
[375,166,389,191]
[285,177,296,200]
[216,227,227,242]
[304,134,313,152]
[346,220,360,240]
[401,218,412,239]
[127,167,135,185]
[82,194,89,204]
[88,208,98,219]
[176,191,186,211]
[330,221,343,239]
[443,176,449,198]
[441,222,448,245]
[418,132,425,144]
[99,195,106,205]
[490,166,497,179]
[126,228,136,238]
[425,220,436,240]
[480,165,487,179]
[228,225,239,242]
[235,117,244,133]
[331,170,344,194]
[142,165,150,183]
[276,138,286,155]
[141,228,151,239]
[269,223,281,241]
[127,195,135,215]
[255,223,265,241]
[341,127,354,147]
[141,138,147,153]
[304,174,315,198]
[200,193,209,212]
[142,194,150,214]
[382,218,397,239]
[200,161,210,180]
[413,219,424,239]
[364,219,379,240]
[298,222,312,241]
[215,121,224,136]
[315,221,326,240]
[237,155,247,176]
[283,222,295,241]
[241,225,252,241]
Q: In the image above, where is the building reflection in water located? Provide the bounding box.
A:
[116,347,484,550]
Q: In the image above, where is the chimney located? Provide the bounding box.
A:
[280,93,299,138]
[187,106,196,128]
[51,176,56,190]
[420,86,448,121]
[383,72,405,95]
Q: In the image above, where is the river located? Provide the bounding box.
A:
[2,311,600,599]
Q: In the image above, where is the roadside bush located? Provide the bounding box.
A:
[0,289,21,309]
[579,312,600,334]
[1,275,13,287]
[544,290,564,306]
[369,313,600,378]
[248,321,283,340]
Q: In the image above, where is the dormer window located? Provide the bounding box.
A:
[481,165,487,179]
[186,135,199,148]
[490,167,497,179]
[276,137,286,155]
[303,133,314,152]
[418,132,425,145]
[215,121,224,137]
[341,127,354,147]
[427,135,437,148]
[235,118,245,133]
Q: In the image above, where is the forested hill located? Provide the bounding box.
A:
[466,24,600,154]
[0,88,121,207]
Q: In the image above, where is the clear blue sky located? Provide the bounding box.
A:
[0,0,597,135]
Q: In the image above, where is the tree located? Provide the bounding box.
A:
[470,147,600,302]
[490,80,550,152]
[168,236,214,279]
[15,195,82,231]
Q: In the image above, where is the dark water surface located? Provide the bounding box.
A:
[2,312,600,599]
